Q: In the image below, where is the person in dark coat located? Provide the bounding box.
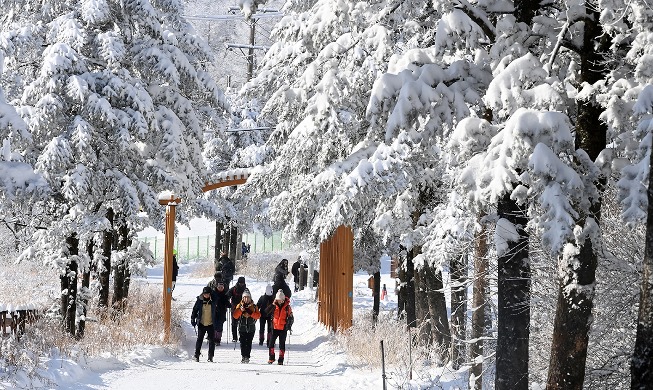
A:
[227,276,246,342]
[210,281,230,346]
[216,251,235,289]
[256,285,274,346]
[272,271,292,300]
[291,258,302,292]
[274,258,290,278]
[233,288,260,363]
[171,254,180,300]
[190,287,218,362]
[267,290,294,365]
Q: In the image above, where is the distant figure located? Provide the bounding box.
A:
[272,271,292,300]
[233,288,260,363]
[267,290,294,365]
[381,284,387,301]
[227,276,247,342]
[257,285,274,346]
[216,251,235,289]
[291,258,302,292]
[275,258,290,278]
[241,242,250,259]
[171,254,179,300]
[190,287,217,362]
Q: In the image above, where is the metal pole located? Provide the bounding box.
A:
[381,340,387,390]
[247,20,255,81]
[408,325,413,380]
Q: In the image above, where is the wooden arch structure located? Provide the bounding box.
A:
[159,169,249,341]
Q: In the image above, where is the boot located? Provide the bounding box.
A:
[216,331,222,346]
[194,354,199,362]
[268,347,275,364]
[278,350,285,365]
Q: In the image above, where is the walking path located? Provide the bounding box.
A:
[70,263,381,389]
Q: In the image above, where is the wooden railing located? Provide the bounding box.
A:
[0,304,40,338]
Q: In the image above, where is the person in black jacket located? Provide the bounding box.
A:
[190,287,218,362]
[216,251,235,289]
[256,285,274,346]
[274,258,290,278]
[227,276,246,342]
[291,258,302,292]
[210,281,230,346]
[272,271,292,300]
[171,254,180,300]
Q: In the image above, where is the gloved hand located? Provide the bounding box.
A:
[191,319,197,327]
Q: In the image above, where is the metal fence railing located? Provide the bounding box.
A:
[139,231,285,262]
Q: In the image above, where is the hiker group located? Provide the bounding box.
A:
[191,253,294,365]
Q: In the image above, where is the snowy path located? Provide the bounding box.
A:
[64,262,381,390]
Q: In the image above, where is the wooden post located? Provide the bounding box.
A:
[318,225,353,331]
[159,195,180,343]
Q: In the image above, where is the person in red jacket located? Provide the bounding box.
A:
[267,290,294,365]
[233,289,260,363]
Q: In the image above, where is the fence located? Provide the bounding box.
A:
[139,231,286,262]
[0,304,40,338]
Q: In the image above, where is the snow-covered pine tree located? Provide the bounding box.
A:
[2,0,226,333]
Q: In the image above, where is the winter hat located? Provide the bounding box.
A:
[265,285,273,296]
[242,288,251,298]
[275,290,285,301]
[202,286,211,294]
[238,276,246,284]
[214,271,222,279]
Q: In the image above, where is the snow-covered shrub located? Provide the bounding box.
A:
[335,310,461,389]
[0,284,183,388]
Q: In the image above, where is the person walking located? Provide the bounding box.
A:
[216,251,235,289]
[291,258,302,292]
[267,290,294,365]
[210,280,230,346]
[171,253,179,300]
[190,287,217,362]
[272,271,292,300]
[227,276,246,342]
[233,288,260,363]
[256,285,274,346]
[274,258,290,278]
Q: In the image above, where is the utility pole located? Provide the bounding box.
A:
[225,6,279,83]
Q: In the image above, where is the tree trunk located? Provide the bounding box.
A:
[450,251,468,369]
[99,207,114,308]
[631,135,653,388]
[496,193,530,390]
[397,256,406,320]
[423,261,451,362]
[122,223,132,300]
[229,223,238,262]
[223,219,231,254]
[61,234,79,335]
[112,219,129,309]
[546,3,607,389]
[405,247,416,328]
[470,222,489,390]
[215,221,223,269]
[77,240,93,339]
[415,257,432,345]
[372,270,380,324]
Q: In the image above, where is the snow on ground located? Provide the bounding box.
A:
[9,257,400,390]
